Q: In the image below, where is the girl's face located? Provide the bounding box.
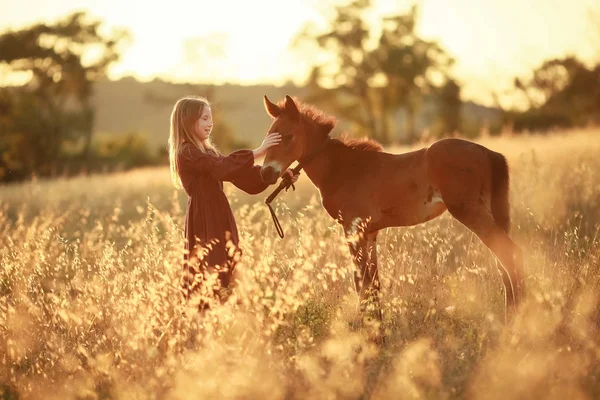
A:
[194,106,213,141]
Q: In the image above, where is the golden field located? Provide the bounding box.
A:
[1,129,600,399]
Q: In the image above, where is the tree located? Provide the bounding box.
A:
[0,11,129,180]
[514,57,583,109]
[294,2,454,144]
[511,56,600,132]
[375,6,455,142]
[434,78,461,137]
[295,0,377,139]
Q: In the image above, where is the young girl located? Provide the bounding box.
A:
[168,95,297,309]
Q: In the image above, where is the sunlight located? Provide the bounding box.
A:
[104,0,321,84]
[0,0,598,101]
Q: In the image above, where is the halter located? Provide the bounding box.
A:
[265,137,330,238]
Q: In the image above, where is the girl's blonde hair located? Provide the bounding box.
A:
[168,95,220,189]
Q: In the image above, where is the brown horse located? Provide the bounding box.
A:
[260,95,525,320]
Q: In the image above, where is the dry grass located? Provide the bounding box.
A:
[1,129,599,399]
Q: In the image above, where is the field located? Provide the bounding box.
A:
[1,129,600,399]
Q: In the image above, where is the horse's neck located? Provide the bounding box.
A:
[301,139,335,191]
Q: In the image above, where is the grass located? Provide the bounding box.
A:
[1,129,600,399]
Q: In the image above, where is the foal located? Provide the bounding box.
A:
[260,95,525,320]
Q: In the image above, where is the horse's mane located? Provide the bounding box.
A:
[277,98,336,133]
[340,137,384,152]
[279,97,384,152]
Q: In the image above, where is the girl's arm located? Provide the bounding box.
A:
[178,144,256,181]
[178,132,282,182]
[230,165,270,194]
[231,131,286,193]
[232,168,299,195]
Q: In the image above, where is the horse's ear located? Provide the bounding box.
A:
[264,95,282,118]
[284,95,300,119]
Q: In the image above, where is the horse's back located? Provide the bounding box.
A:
[424,137,507,224]
[425,138,493,169]
[426,137,491,154]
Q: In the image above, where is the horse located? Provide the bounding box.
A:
[259,95,525,322]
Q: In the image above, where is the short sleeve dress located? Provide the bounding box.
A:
[177,142,270,290]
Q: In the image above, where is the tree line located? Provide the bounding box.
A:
[295,0,600,144]
[1,4,598,183]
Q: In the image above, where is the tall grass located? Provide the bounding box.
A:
[1,129,599,399]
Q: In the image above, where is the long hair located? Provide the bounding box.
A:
[168,96,220,189]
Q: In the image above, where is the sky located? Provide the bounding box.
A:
[0,0,598,107]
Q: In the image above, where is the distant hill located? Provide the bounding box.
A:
[91,77,502,151]
[92,77,310,150]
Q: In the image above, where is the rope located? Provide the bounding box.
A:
[264,138,330,238]
[265,174,296,238]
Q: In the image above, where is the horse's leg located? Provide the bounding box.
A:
[344,218,382,321]
[480,229,524,320]
[446,204,524,318]
[366,230,383,321]
[480,230,524,311]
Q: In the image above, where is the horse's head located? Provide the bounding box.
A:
[260,95,306,184]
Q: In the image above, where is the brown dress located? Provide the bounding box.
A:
[177,142,270,300]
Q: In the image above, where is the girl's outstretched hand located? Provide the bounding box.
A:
[253,132,281,158]
[283,168,299,184]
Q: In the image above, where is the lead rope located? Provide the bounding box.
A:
[264,138,330,238]
[264,165,301,238]
[267,202,285,238]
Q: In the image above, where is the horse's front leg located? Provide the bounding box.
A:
[365,230,383,322]
[344,218,382,321]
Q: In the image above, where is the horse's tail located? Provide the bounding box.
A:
[489,150,510,233]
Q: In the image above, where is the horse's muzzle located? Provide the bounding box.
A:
[260,166,279,184]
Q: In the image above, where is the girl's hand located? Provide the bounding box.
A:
[283,169,299,183]
[253,132,281,158]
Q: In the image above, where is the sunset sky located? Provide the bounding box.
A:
[1,0,598,107]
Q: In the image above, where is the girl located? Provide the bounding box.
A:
[168,95,297,309]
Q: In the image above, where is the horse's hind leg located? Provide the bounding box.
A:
[479,227,524,314]
[446,205,525,317]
